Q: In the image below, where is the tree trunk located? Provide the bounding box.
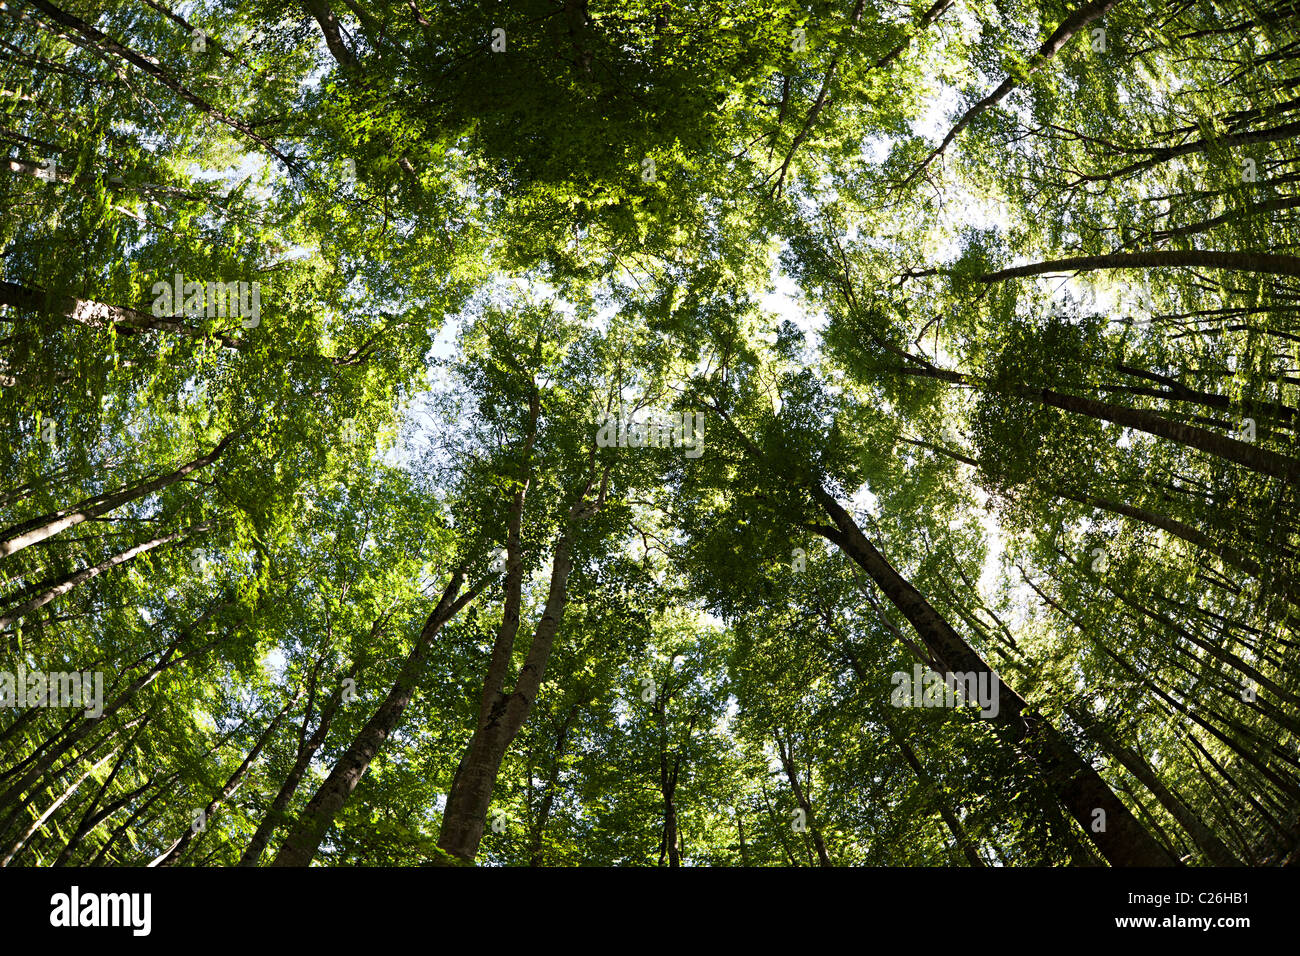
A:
[808,482,1177,866]
[838,638,986,867]
[1037,387,1300,483]
[525,705,575,867]
[0,522,208,630]
[661,784,681,867]
[1067,706,1242,866]
[0,433,236,560]
[86,784,168,867]
[237,665,351,867]
[151,697,296,867]
[25,1,297,166]
[270,569,485,865]
[0,280,241,347]
[906,0,1118,183]
[437,522,584,861]
[775,731,831,866]
[0,611,228,819]
[979,250,1300,283]
[50,716,152,866]
[0,745,120,866]
[900,363,1300,483]
[890,721,985,866]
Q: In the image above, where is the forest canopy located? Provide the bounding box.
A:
[1,0,1298,868]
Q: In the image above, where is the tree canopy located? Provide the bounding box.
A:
[2,0,1299,869]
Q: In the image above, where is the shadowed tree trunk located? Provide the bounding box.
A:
[1065,705,1242,866]
[774,730,831,866]
[0,608,229,821]
[0,745,121,866]
[806,482,1177,867]
[50,716,153,866]
[152,696,297,867]
[831,629,986,867]
[904,0,1119,184]
[525,703,577,867]
[0,431,237,560]
[270,567,488,866]
[437,489,606,862]
[979,250,1300,283]
[437,438,610,862]
[898,363,1300,483]
[0,522,210,630]
[238,657,356,867]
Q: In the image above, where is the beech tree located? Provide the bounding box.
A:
[2,0,1297,868]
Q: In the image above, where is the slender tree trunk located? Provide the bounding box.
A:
[0,433,236,560]
[1040,388,1300,482]
[807,482,1177,866]
[271,569,486,866]
[0,745,120,866]
[54,777,155,867]
[1063,490,1270,582]
[0,615,227,818]
[150,698,296,867]
[979,250,1300,283]
[438,480,609,861]
[1049,553,1300,798]
[1057,547,1300,715]
[237,667,351,867]
[87,784,168,867]
[1031,564,1300,819]
[1066,706,1242,866]
[525,705,575,867]
[25,1,298,166]
[775,732,831,866]
[49,716,152,866]
[901,364,1300,482]
[912,434,1297,606]
[437,523,584,861]
[0,464,75,511]
[436,394,608,862]
[0,522,208,630]
[844,636,986,867]
[660,754,682,868]
[1182,741,1259,863]
[905,0,1118,183]
[890,722,985,866]
[1080,120,1300,183]
[1151,195,1300,241]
